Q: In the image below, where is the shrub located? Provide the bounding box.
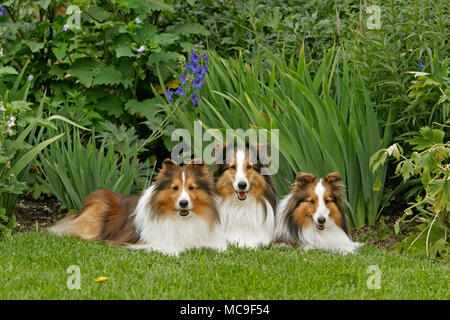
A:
[0,0,209,130]
[371,126,449,260]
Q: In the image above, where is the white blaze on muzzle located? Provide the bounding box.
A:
[233,149,249,192]
[313,179,329,225]
[176,171,192,211]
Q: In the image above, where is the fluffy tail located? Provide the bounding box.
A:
[47,189,120,240]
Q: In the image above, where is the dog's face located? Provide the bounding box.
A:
[151,159,218,223]
[289,172,345,231]
[214,145,268,202]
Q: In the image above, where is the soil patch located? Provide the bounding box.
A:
[12,193,68,233]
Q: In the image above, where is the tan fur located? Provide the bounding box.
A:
[47,189,139,244]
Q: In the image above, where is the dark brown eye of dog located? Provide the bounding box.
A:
[230,165,236,169]
[247,165,252,169]
[173,186,179,190]
[325,199,331,204]
[189,186,195,190]
[309,199,315,204]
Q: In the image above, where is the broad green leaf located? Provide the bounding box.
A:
[0,66,18,75]
[52,43,68,61]
[23,40,44,53]
[67,59,101,87]
[86,6,111,22]
[93,66,124,86]
[125,99,159,120]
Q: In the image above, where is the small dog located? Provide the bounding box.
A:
[274,172,363,254]
[213,143,277,248]
[48,159,226,256]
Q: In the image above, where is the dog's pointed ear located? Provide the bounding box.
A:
[186,158,209,174]
[247,142,270,166]
[214,141,233,164]
[295,172,315,187]
[160,158,180,174]
[324,172,342,184]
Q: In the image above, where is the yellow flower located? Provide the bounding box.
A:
[94,276,109,283]
[154,79,180,94]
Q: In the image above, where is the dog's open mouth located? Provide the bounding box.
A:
[178,210,190,217]
[236,191,248,201]
[315,223,325,231]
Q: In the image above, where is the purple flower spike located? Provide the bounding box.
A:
[0,6,7,17]
[167,89,174,102]
[175,87,185,97]
[418,59,424,69]
[190,93,200,106]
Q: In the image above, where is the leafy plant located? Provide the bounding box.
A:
[38,126,155,212]
[0,0,208,125]
[371,126,449,260]
[0,63,78,235]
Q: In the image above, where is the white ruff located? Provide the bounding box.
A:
[218,194,275,248]
[130,186,227,256]
[300,218,364,254]
[275,194,363,254]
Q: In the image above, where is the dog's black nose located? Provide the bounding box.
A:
[179,199,189,208]
[317,217,326,224]
[238,181,247,190]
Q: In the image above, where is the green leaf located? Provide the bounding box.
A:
[169,22,210,36]
[86,6,111,22]
[67,59,101,87]
[52,43,68,61]
[115,44,134,58]
[96,96,123,117]
[11,133,65,175]
[147,51,180,67]
[23,40,44,53]
[125,99,159,120]
[126,0,175,13]
[36,0,51,9]
[0,66,18,76]
[93,66,124,86]
[7,101,32,112]
[408,127,445,150]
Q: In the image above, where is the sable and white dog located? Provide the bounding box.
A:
[48,159,226,256]
[213,143,277,248]
[274,172,363,254]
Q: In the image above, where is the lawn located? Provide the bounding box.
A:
[0,231,448,300]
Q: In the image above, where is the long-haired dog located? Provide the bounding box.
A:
[48,159,226,255]
[213,143,277,248]
[274,172,363,254]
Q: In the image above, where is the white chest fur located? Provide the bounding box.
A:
[218,194,275,248]
[130,186,227,256]
[299,218,363,254]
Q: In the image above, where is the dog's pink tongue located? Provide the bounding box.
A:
[238,192,247,199]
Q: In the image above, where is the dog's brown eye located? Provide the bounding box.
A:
[309,199,315,204]
[247,165,252,169]
[325,199,331,204]
[189,186,195,190]
[230,165,236,169]
[173,186,179,190]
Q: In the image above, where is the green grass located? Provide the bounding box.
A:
[0,231,448,299]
